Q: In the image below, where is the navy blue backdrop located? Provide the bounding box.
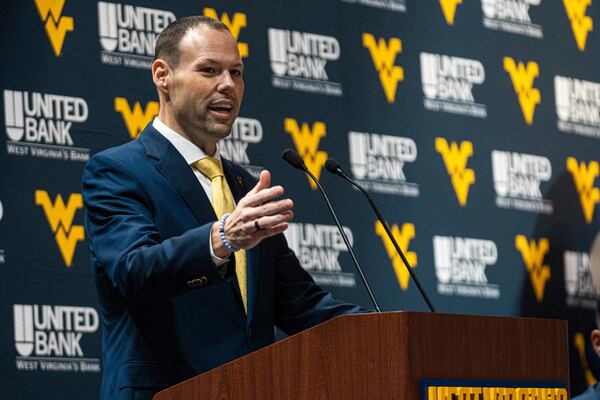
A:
[2,1,600,398]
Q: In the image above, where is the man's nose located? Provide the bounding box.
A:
[217,71,235,92]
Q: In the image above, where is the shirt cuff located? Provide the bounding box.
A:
[209,228,229,277]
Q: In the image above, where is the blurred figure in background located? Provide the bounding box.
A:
[573,233,600,400]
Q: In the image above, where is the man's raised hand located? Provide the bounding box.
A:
[211,170,294,257]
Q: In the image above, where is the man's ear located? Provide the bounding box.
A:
[152,59,170,95]
[591,329,600,358]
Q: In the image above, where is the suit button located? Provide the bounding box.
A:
[186,278,204,288]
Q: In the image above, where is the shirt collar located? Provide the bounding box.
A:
[152,117,221,165]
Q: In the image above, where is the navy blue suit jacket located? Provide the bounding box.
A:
[82,124,363,400]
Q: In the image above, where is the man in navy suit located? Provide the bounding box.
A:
[82,16,363,400]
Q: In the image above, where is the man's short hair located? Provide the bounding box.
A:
[154,16,231,69]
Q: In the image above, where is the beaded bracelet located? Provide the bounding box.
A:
[219,213,240,253]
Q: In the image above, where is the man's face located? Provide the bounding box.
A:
[167,27,244,143]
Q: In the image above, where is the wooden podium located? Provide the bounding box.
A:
[153,312,569,399]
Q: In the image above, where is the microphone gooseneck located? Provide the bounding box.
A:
[325,157,436,313]
[282,150,382,313]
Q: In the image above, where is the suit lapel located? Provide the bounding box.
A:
[223,160,259,324]
[139,125,216,225]
[140,125,258,321]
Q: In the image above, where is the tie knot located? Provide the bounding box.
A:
[195,157,224,180]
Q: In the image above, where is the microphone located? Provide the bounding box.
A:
[324,157,436,313]
[281,149,382,313]
[324,158,343,176]
[281,149,305,170]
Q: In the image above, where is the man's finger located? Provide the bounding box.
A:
[243,185,285,207]
[258,210,293,226]
[244,203,294,222]
[257,222,289,239]
[248,169,271,195]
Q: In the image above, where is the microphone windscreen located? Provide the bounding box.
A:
[324,158,342,175]
[281,149,305,170]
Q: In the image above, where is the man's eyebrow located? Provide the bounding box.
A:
[194,57,244,68]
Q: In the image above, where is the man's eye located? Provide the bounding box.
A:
[231,69,243,77]
[201,67,216,74]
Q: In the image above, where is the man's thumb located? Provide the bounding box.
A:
[251,169,271,193]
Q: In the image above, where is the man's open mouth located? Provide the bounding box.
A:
[208,105,232,112]
[208,101,234,115]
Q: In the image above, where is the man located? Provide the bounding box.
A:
[574,233,600,400]
[82,16,363,400]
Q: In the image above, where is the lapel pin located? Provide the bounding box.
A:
[236,175,245,187]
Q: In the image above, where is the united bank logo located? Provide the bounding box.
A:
[564,250,596,308]
[348,131,419,197]
[114,97,159,139]
[439,0,463,25]
[284,118,328,190]
[566,157,599,224]
[492,150,553,214]
[339,0,407,12]
[435,138,475,207]
[203,7,248,58]
[220,117,264,178]
[13,304,101,373]
[515,235,550,303]
[433,236,500,299]
[420,52,487,118]
[481,0,544,38]
[563,0,593,51]
[284,222,356,288]
[98,1,175,69]
[362,33,404,104]
[268,28,342,96]
[35,190,85,268]
[4,89,90,162]
[504,57,540,125]
[375,221,416,291]
[34,0,74,56]
[555,75,600,138]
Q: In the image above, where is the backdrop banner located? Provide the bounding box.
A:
[2,1,599,397]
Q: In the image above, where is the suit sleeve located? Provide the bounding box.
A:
[82,152,222,304]
[272,234,366,335]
